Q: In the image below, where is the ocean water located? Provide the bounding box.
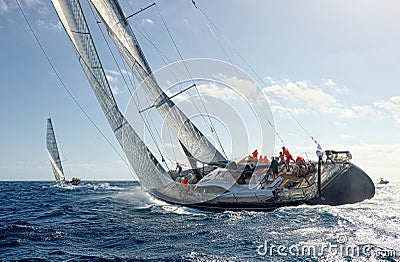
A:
[0,181,398,261]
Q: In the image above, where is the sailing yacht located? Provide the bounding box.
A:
[46,118,81,186]
[50,0,374,210]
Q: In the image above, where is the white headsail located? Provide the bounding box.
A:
[46,118,65,183]
[88,0,227,165]
[51,0,170,189]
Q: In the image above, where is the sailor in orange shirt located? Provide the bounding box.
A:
[295,156,308,176]
[278,152,284,164]
[252,149,258,158]
[295,156,305,163]
[282,146,294,165]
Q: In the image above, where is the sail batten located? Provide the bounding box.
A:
[51,0,170,189]
[88,0,227,165]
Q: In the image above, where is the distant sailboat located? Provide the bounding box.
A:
[50,0,374,210]
[46,118,80,186]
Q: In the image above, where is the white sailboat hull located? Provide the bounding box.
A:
[149,161,374,211]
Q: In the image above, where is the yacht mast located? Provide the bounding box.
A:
[88,0,227,165]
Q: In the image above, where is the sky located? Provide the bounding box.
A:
[0,0,399,181]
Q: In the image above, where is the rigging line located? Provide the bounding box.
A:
[131,17,191,97]
[130,0,226,160]
[127,2,187,96]
[154,4,195,85]
[126,4,180,162]
[125,62,171,169]
[80,47,172,172]
[15,0,134,177]
[155,4,228,159]
[135,77,179,163]
[124,59,173,168]
[116,26,173,169]
[191,81,228,159]
[130,2,225,162]
[153,5,207,118]
[125,2,176,66]
[130,23,175,67]
[88,4,134,97]
[122,73,171,170]
[88,3,171,171]
[194,5,285,148]
[128,5,187,94]
[126,0,191,105]
[127,0,198,147]
[126,2,156,20]
[195,4,314,145]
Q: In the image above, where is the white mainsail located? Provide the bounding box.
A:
[88,0,227,165]
[46,118,65,183]
[51,0,170,189]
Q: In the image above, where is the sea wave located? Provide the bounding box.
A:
[0,181,399,261]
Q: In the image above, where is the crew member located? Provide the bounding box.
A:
[282,146,294,166]
[252,149,258,158]
[295,156,305,163]
[182,176,188,185]
[176,162,183,177]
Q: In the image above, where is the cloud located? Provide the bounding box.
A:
[105,69,128,95]
[270,105,310,116]
[263,80,337,113]
[0,0,9,13]
[340,134,353,140]
[197,83,238,100]
[24,0,40,7]
[340,143,400,180]
[322,79,348,95]
[374,96,400,123]
[142,18,154,26]
[24,0,48,15]
[391,96,400,103]
[338,107,358,119]
[106,69,132,80]
[36,19,62,32]
[262,78,400,124]
[106,72,119,85]
[164,81,240,104]
[214,73,259,98]
[110,85,121,95]
[333,121,347,127]
[1,0,46,14]
[352,105,381,119]
[337,105,381,120]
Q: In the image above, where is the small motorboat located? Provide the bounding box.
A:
[378,178,389,184]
